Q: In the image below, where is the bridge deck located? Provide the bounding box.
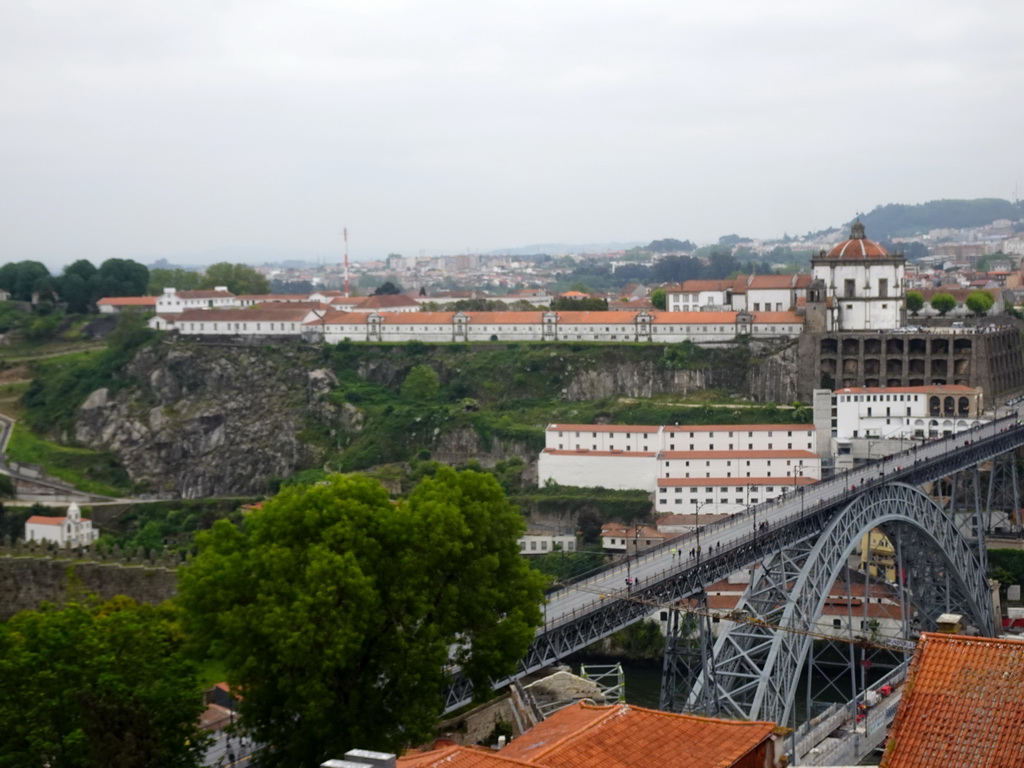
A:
[445,413,1024,712]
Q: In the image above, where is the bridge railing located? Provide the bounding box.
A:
[539,418,1024,635]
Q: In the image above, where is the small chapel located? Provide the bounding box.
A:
[24,502,99,547]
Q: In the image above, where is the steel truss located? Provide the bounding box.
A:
[695,483,993,725]
[442,425,1023,714]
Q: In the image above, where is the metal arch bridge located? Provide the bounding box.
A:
[443,414,1024,717]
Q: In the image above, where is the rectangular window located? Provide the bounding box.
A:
[845,279,855,298]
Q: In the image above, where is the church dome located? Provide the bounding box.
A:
[825,220,890,259]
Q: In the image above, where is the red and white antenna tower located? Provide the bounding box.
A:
[343,227,350,297]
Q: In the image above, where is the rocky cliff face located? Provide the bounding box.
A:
[71,338,800,498]
[74,340,341,498]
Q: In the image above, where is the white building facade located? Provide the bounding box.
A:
[24,503,99,547]
[810,221,907,331]
[155,287,237,314]
[538,422,821,514]
[517,533,578,556]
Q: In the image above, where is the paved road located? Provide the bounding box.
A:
[540,410,1024,632]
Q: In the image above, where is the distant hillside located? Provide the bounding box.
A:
[858,199,1024,239]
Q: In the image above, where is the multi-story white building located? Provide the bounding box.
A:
[814,384,987,468]
[24,503,99,547]
[545,423,815,454]
[809,221,907,331]
[538,423,821,513]
[832,384,985,439]
[665,280,733,312]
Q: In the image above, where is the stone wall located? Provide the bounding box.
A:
[0,540,180,619]
[798,326,1024,403]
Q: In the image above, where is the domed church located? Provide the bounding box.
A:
[807,221,906,332]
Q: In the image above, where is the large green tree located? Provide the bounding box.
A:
[178,470,545,765]
[148,267,202,295]
[905,290,924,317]
[0,260,52,301]
[965,290,995,317]
[930,292,957,316]
[0,597,209,768]
[95,258,150,299]
[199,262,269,295]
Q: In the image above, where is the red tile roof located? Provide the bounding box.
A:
[399,745,533,767]
[747,274,796,289]
[750,311,803,323]
[548,424,661,433]
[453,312,546,324]
[676,279,733,292]
[542,450,656,458]
[97,296,157,306]
[555,311,643,323]
[498,702,776,768]
[663,424,811,433]
[650,311,738,323]
[357,294,421,309]
[880,632,1024,768]
[26,515,64,526]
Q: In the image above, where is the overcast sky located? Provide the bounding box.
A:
[2,0,1022,270]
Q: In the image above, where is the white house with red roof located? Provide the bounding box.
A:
[149,307,323,336]
[155,287,237,314]
[96,296,157,314]
[24,503,99,547]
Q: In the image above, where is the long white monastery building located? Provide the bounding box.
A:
[149,307,804,345]
[538,423,821,514]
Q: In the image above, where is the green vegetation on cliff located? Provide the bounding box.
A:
[21,313,156,434]
[323,340,806,473]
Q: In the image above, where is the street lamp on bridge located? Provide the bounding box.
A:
[747,484,759,534]
[695,501,712,567]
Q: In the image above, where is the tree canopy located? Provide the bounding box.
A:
[178,469,545,765]
[373,280,403,295]
[905,290,924,316]
[148,267,202,295]
[550,296,608,311]
[965,290,995,316]
[0,597,209,768]
[930,292,957,316]
[199,262,269,295]
[649,288,667,310]
[0,260,53,301]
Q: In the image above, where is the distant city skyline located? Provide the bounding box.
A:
[2,1,1022,272]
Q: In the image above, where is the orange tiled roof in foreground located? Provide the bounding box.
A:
[880,632,1024,768]
[399,745,534,768]
[497,702,776,768]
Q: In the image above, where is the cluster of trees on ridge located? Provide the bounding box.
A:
[0,259,269,313]
[0,468,545,767]
[905,289,995,317]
